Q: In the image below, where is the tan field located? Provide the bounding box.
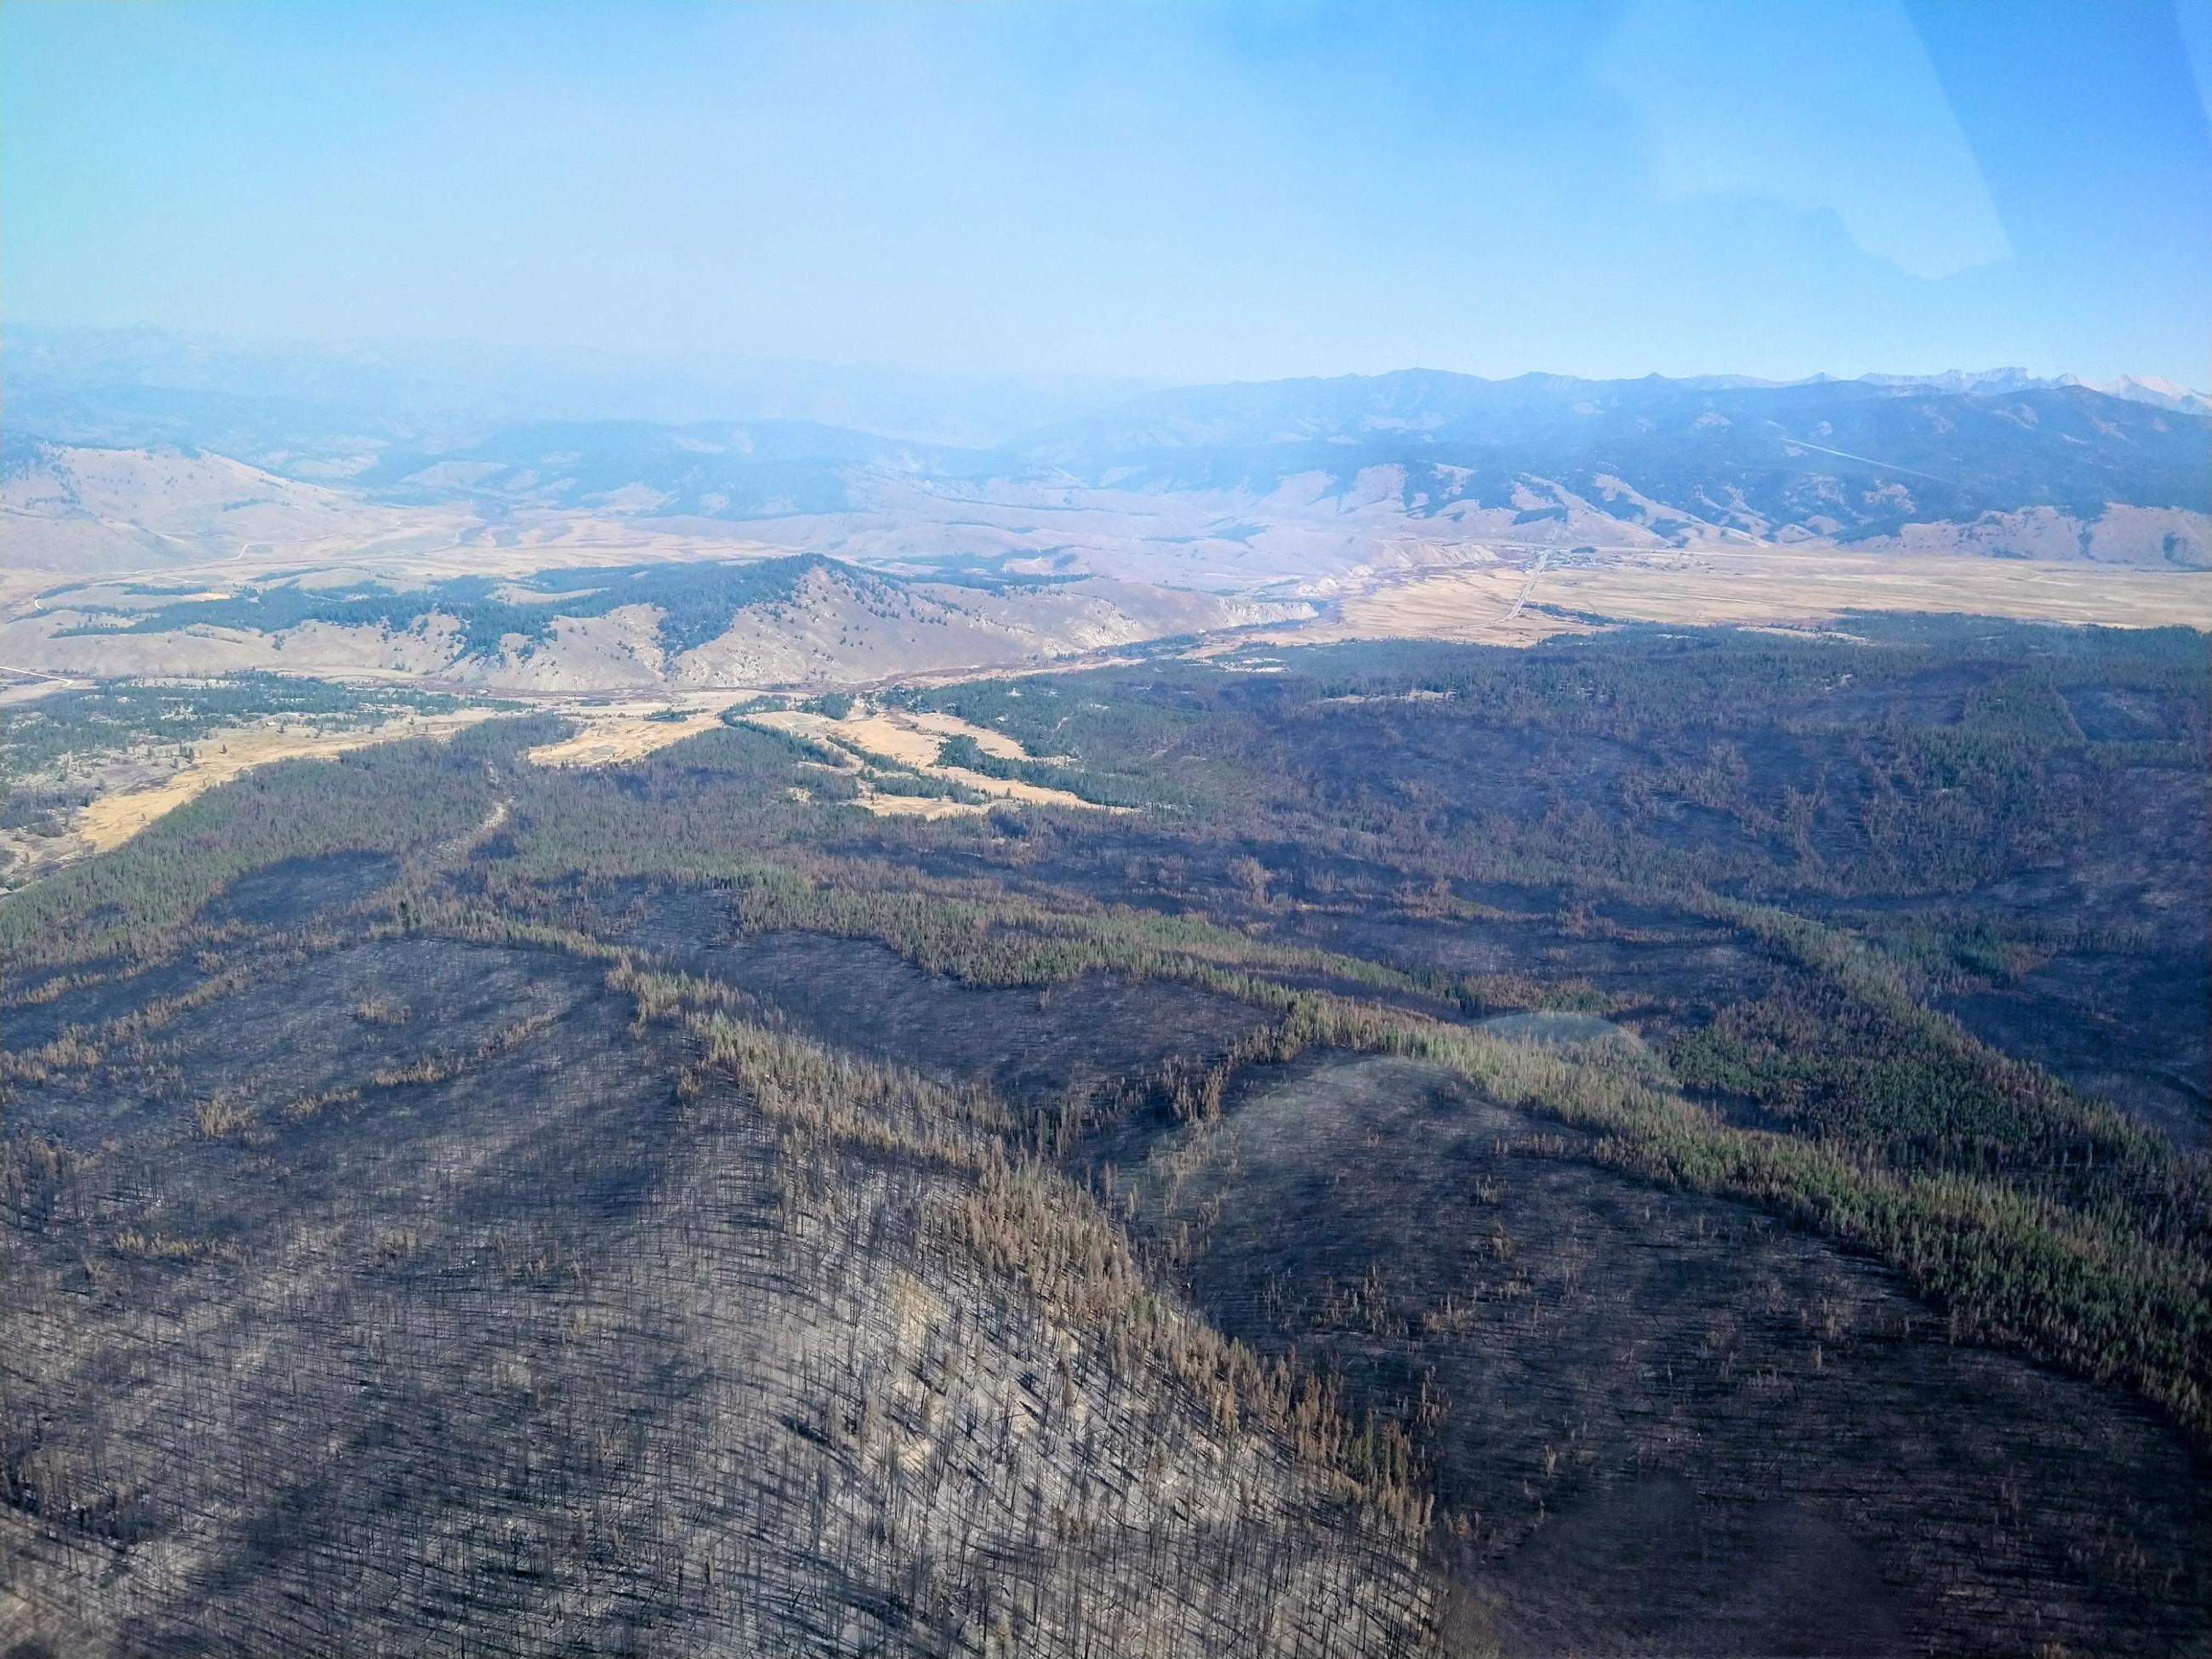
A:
[522,694,755,768]
[832,706,1049,767]
[0,670,95,707]
[26,696,742,877]
[740,703,1117,814]
[1334,551,2212,644]
[847,790,993,820]
[73,709,504,854]
[13,692,1097,882]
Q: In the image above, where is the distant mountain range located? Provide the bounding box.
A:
[1009,370,2207,562]
[1,325,1148,454]
[1852,368,2209,414]
[6,329,2207,581]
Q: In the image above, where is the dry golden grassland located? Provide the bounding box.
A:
[521,695,755,769]
[73,710,505,853]
[38,691,744,869]
[742,704,1115,816]
[1335,550,2212,644]
[15,692,1089,881]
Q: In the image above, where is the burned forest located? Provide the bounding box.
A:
[3,618,2209,1657]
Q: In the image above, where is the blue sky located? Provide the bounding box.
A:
[4,0,2205,385]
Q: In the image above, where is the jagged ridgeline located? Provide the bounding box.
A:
[3,618,2209,1656]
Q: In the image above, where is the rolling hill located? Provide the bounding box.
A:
[6,555,1310,692]
[0,437,471,574]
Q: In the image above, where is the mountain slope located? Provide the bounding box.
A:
[1012,372,2209,562]
[1,438,469,572]
[9,556,1311,691]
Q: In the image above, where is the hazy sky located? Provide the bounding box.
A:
[6,0,2206,385]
